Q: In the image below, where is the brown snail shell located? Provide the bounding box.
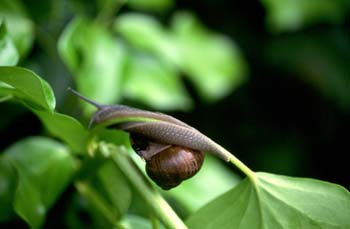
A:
[146,146,204,190]
[130,134,204,190]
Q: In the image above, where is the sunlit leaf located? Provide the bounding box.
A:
[114,13,178,65]
[187,172,350,228]
[58,17,127,114]
[0,20,19,66]
[3,137,76,228]
[261,0,349,32]
[171,11,247,102]
[0,0,34,58]
[115,12,247,104]
[0,67,55,111]
[123,53,192,110]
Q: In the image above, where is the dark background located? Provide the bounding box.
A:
[172,0,350,188]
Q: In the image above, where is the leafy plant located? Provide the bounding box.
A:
[1,66,349,228]
[1,0,350,228]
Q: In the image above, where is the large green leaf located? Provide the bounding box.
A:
[0,20,19,66]
[58,17,127,114]
[0,0,34,58]
[171,12,247,102]
[2,137,76,228]
[0,67,55,110]
[186,172,350,228]
[261,0,349,32]
[123,53,192,110]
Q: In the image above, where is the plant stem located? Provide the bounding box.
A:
[209,139,256,182]
[228,153,256,182]
[100,143,187,229]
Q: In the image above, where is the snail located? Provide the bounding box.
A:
[68,88,231,190]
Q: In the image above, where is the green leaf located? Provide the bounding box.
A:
[0,155,17,221]
[0,67,88,152]
[0,20,19,66]
[186,172,350,229]
[58,17,127,114]
[123,53,192,110]
[171,11,247,102]
[127,0,174,12]
[114,13,178,65]
[261,0,349,32]
[0,67,55,111]
[0,0,34,58]
[3,137,76,228]
[165,156,240,213]
[33,110,88,153]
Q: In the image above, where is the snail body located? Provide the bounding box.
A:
[68,88,230,190]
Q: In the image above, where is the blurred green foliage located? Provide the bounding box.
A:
[262,0,349,32]
[0,0,349,228]
[0,20,18,66]
[0,137,75,228]
[0,0,34,58]
[58,10,247,112]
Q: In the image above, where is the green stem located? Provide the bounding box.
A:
[228,153,256,182]
[99,143,187,229]
[209,139,256,182]
[151,215,160,229]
